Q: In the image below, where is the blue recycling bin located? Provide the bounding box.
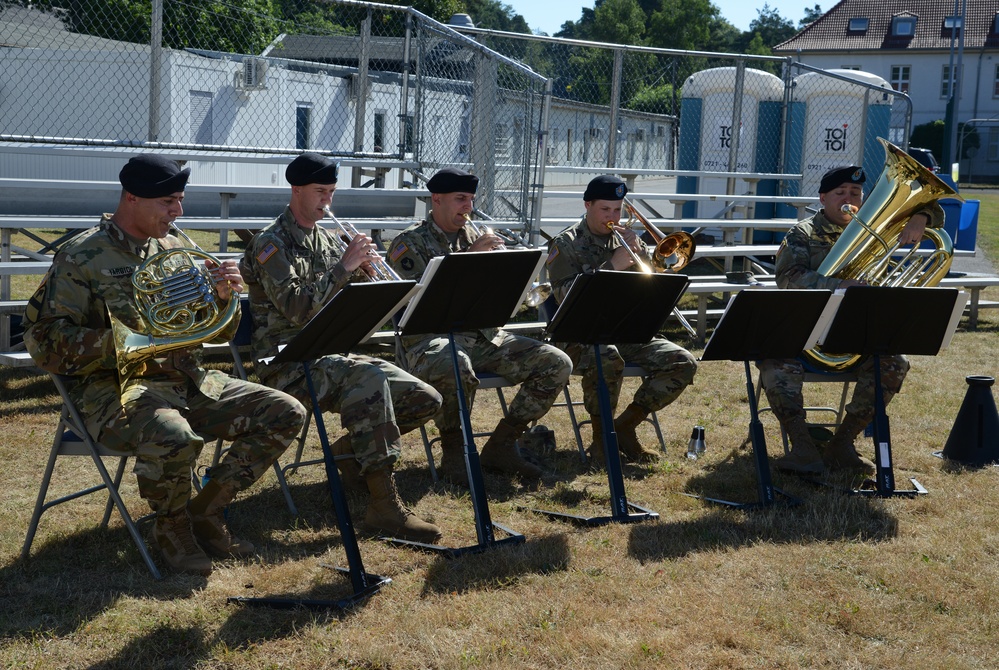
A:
[930,199,979,252]
[955,200,980,252]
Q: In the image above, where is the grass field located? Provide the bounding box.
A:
[0,194,997,669]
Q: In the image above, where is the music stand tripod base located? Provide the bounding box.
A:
[531,269,690,526]
[381,524,525,558]
[397,252,547,557]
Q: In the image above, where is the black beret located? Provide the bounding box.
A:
[819,165,865,193]
[286,153,339,186]
[118,154,190,198]
[427,167,479,194]
[583,174,628,201]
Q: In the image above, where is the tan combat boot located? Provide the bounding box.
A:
[478,418,543,480]
[773,419,826,475]
[188,479,255,558]
[363,466,443,543]
[823,415,876,475]
[614,403,661,463]
[588,415,606,470]
[331,434,367,494]
[151,510,213,576]
[437,429,469,487]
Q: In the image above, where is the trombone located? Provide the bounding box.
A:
[323,207,401,281]
[605,219,653,274]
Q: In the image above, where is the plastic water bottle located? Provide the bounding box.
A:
[694,426,706,456]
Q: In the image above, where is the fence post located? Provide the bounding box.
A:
[149,0,163,141]
[607,49,623,167]
[471,53,498,211]
[351,12,372,187]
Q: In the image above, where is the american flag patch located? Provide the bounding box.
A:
[389,242,409,261]
[545,246,559,265]
[257,243,278,264]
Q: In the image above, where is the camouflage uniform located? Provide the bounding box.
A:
[545,216,698,416]
[239,207,442,473]
[385,214,572,435]
[758,203,944,426]
[23,215,307,517]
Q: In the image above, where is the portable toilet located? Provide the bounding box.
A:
[782,69,894,216]
[677,67,785,224]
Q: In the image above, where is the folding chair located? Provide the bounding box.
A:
[419,370,518,483]
[556,365,669,463]
[22,373,162,579]
[754,368,859,454]
[537,296,666,462]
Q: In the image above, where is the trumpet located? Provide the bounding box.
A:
[323,207,401,281]
[462,213,521,249]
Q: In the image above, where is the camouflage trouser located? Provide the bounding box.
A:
[282,354,442,474]
[558,337,698,417]
[405,330,572,434]
[757,354,910,426]
[100,376,307,516]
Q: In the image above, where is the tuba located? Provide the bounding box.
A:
[803,138,959,371]
[622,198,696,273]
[111,225,239,383]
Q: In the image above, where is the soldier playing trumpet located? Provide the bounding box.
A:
[386,167,572,486]
[240,153,444,543]
[545,175,698,467]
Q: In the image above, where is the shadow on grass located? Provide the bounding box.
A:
[419,532,571,596]
[626,446,900,562]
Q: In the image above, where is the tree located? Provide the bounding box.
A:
[737,3,795,52]
[590,0,647,45]
[463,0,529,33]
[647,0,718,52]
[799,4,823,28]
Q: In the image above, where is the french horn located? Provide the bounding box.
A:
[111,225,238,382]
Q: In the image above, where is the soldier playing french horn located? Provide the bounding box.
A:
[23,154,307,576]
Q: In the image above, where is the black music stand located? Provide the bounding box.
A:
[228,280,417,610]
[699,289,836,509]
[397,249,545,557]
[528,270,689,526]
[820,286,963,498]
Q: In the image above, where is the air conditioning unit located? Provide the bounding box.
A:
[240,58,267,90]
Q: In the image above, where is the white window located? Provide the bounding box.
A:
[890,66,911,93]
[943,16,962,33]
[848,17,868,32]
[941,64,955,99]
[994,64,999,98]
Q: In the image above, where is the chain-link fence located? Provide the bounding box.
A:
[0,0,549,220]
[462,28,913,210]
[1,0,914,221]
